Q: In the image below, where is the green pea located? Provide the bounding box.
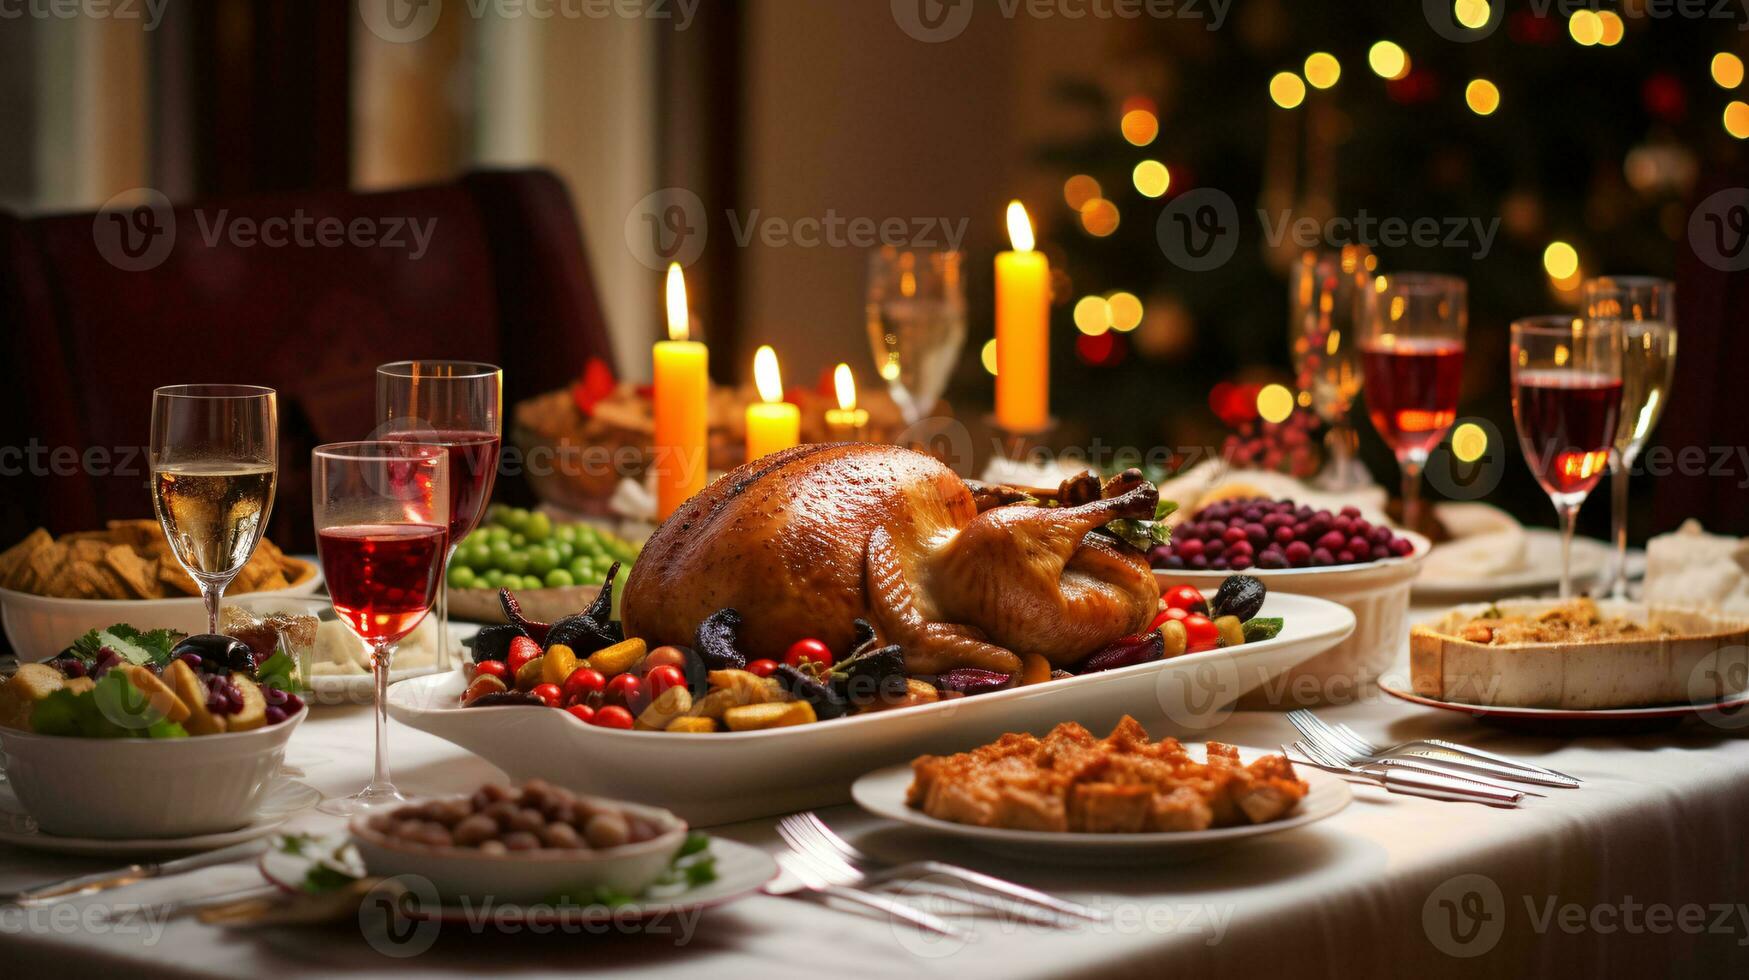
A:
[448,565,477,590]
[544,568,575,588]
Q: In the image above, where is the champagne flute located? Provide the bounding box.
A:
[1510,316,1625,599]
[865,247,967,427]
[1359,273,1468,532]
[1291,245,1374,491]
[376,361,502,673]
[313,441,448,814]
[149,385,279,636]
[1583,277,1677,600]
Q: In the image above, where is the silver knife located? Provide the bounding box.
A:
[6,839,271,906]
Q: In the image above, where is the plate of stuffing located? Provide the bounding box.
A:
[850,715,1351,862]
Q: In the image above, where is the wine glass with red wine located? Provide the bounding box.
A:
[1510,316,1624,599]
[376,361,502,673]
[312,441,449,814]
[1359,273,1467,533]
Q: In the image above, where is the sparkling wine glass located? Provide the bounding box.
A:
[1583,277,1677,600]
[150,385,279,636]
[1359,273,1468,532]
[376,361,502,673]
[1291,245,1375,491]
[1510,316,1624,599]
[865,247,967,427]
[313,441,448,814]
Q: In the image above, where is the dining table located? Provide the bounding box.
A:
[2,599,1747,979]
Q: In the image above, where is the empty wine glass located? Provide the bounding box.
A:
[865,247,966,427]
[1291,245,1374,491]
[149,385,279,635]
[313,441,448,814]
[1583,277,1676,600]
[1510,316,1624,599]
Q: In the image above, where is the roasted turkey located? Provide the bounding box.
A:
[620,444,1161,673]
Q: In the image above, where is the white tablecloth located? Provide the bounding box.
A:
[4,614,1748,979]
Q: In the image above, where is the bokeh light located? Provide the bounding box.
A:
[1725,100,1749,139]
[1079,198,1120,237]
[1063,174,1102,211]
[1132,160,1171,198]
[1107,292,1144,332]
[1543,241,1580,279]
[1304,52,1341,89]
[1569,10,1602,46]
[1452,423,1489,463]
[981,338,998,376]
[1465,78,1500,116]
[1713,52,1744,89]
[1074,296,1112,336]
[1121,109,1159,146]
[1369,41,1409,81]
[1270,71,1307,109]
[1597,10,1624,46]
[1256,384,1295,424]
[1454,0,1490,30]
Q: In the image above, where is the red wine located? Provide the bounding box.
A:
[383,430,500,541]
[318,523,448,645]
[1512,371,1623,497]
[1361,339,1465,456]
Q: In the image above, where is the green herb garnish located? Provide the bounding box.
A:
[69,624,182,667]
[1106,499,1178,552]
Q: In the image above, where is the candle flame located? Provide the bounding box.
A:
[753,345,784,403]
[665,262,690,341]
[833,363,857,411]
[1005,200,1035,253]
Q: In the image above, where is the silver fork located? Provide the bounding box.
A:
[1286,740,1524,808]
[1288,714,1548,797]
[774,852,967,938]
[775,816,1069,926]
[781,812,1105,922]
[1288,710,1581,788]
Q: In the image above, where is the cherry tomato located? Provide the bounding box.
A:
[604,672,644,712]
[530,682,563,708]
[592,705,635,729]
[506,636,543,676]
[565,703,596,724]
[561,667,606,706]
[472,660,509,682]
[644,664,687,699]
[1163,585,1209,616]
[746,659,779,679]
[1182,613,1220,653]
[643,646,690,673]
[784,638,835,670]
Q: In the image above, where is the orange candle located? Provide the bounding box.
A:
[653,263,708,519]
[995,200,1050,432]
[745,345,799,461]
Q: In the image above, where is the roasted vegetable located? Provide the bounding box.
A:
[1213,615,1246,648]
[774,663,850,719]
[583,638,646,677]
[724,700,818,731]
[1078,630,1166,674]
[693,608,748,671]
[635,685,693,730]
[467,624,527,664]
[1210,575,1267,623]
[544,614,620,656]
[1160,619,1188,657]
[830,641,907,706]
[499,589,551,643]
[584,562,621,621]
[466,690,545,708]
[665,716,716,733]
[463,674,508,705]
[936,667,1015,695]
[1018,653,1052,686]
[1241,617,1284,643]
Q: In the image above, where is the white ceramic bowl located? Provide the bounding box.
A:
[349,797,686,902]
[0,565,324,664]
[388,593,1355,825]
[1154,531,1429,706]
[0,706,307,838]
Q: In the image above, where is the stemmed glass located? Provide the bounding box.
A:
[149,385,279,635]
[1359,273,1468,532]
[865,247,966,427]
[1290,245,1374,490]
[313,441,448,814]
[1510,317,1625,599]
[1583,277,1677,599]
[376,361,502,673]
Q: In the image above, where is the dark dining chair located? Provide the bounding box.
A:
[0,168,617,553]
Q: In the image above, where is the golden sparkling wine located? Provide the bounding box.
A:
[151,462,277,578]
[1613,321,1676,459]
[866,298,966,424]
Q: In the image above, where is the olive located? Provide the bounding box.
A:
[171,634,257,673]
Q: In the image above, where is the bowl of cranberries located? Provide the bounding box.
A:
[1151,498,1429,699]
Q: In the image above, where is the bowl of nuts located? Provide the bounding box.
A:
[349,780,687,902]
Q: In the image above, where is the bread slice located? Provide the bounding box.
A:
[1411,600,1749,709]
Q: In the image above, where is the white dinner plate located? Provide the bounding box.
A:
[850,749,1351,864]
[258,833,777,926]
[0,778,321,856]
[1377,671,1749,734]
[306,621,477,705]
[387,593,1356,826]
[1413,530,1616,603]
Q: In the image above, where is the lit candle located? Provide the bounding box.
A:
[745,345,799,461]
[653,263,708,520]
[824,363,869,441]
[995,200,1050,433]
